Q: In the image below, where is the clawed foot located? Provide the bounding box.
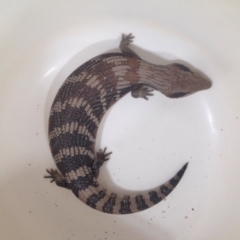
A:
[121,33,135,46]
[97,147,112,162]
[131,85,154,100]
[44,169,64,183]
[119,33,139,57]
[92,147,112,178]
[44,169,71,189]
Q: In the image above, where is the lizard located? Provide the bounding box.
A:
[44,33,212,214]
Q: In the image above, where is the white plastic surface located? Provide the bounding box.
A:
[1,1,240,240]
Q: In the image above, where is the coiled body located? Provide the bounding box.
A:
[45,34,211,214]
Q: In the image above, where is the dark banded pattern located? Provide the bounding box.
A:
[69,162,188,214]
[45,34,211,214]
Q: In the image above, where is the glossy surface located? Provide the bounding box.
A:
[0,1,240,239]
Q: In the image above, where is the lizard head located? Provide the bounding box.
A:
[159,63,212,98]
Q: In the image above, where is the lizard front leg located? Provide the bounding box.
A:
[119,33,140,58]
[131,85,154,100]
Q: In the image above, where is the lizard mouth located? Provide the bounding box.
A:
[169,92,191,98]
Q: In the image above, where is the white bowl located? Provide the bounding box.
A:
[1,1,240,239]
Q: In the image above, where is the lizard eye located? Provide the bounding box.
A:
[174,63,192,72]
[169,92,190,98]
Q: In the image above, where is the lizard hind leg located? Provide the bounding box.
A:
[44,169,72,189]
[92,147,112,178]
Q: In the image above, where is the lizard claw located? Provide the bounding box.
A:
[92,147,112,178]
[44,169,71,189]
[121,33,135,46]
[131,85,154,100]
[97,147,112,162]
[44,169,64,183]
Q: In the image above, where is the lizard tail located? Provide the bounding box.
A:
[76,162,188,214]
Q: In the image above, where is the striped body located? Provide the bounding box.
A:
[47,46,211,214]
